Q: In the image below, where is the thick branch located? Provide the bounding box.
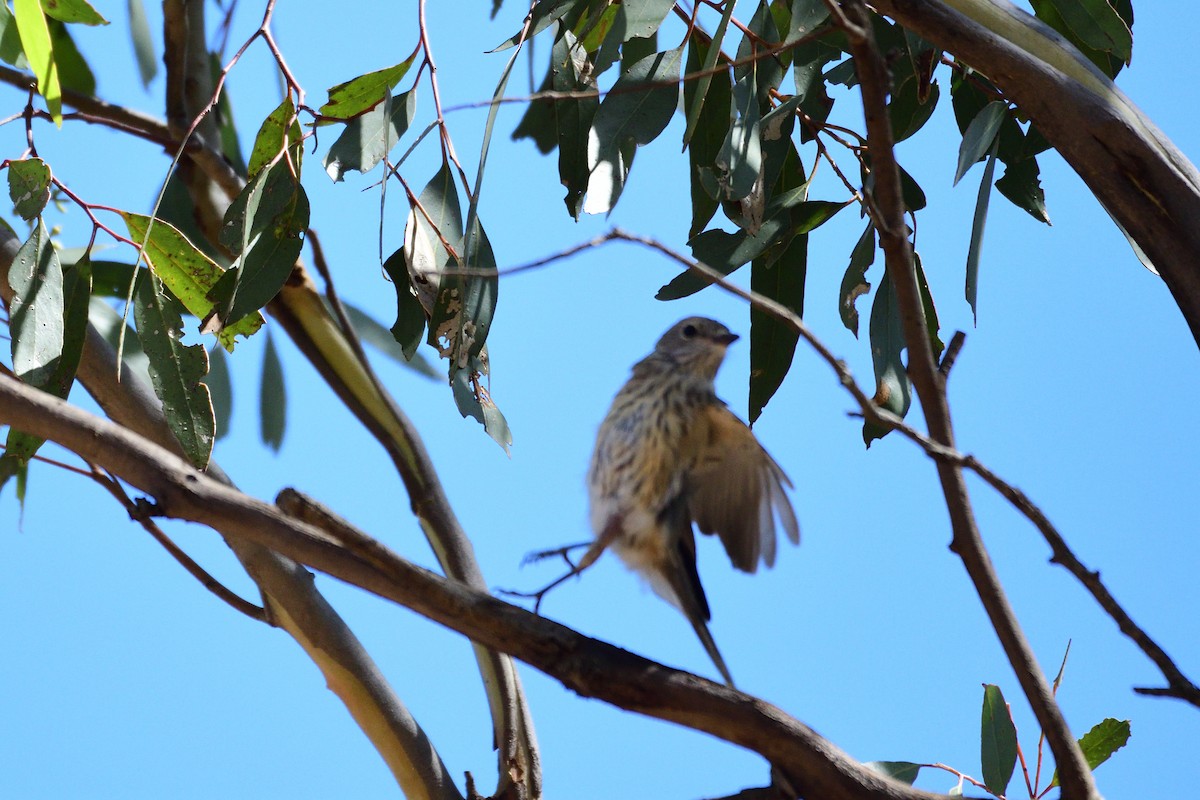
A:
[0,373,955,800]
[871,0,1200,349]
[833,2,1098,798]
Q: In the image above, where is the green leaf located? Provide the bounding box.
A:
[551,29,599,217]
[318,55,417,122]
[491,0,579,51]
[40,0,107,25]
[980,684,1018,796]
[8,157,51,220]
[684,37,731,238]
[14,0,61,123]
[583,46,682,214]
[865,761,922,785]
[381,246,426,360]
[749,232,805,423]
[511,65,558,155]
[134,274,214,470]
[898,163,927,212]
[1044,0,1131,64]
[121,212,264,350]
[839,222,874,336]
[1049,718,1131,788]
[715,73,762,204]
[736,0,785,100]
[206,342,232,440]
[954,101,1006,186]
[660,200,843,300]
[9,219,63,386]
[324,89,416,181]
[0,3,29,68]
[965,145,998,324]
[46,18,92,95]
[995,156,1050,224]
[340,302,438,379]
[0,246,89,490]
[126,0,155,87]
[259,329,286,451]
[247,96,302,179]
[211,160,309,326]
[914,252,944,361]
[681,0,735,146]
[450,356,512,454]
[863,270,910,445]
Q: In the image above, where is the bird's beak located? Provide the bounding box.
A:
[716,332,739,346]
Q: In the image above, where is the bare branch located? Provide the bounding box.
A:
[828,3,1097,796]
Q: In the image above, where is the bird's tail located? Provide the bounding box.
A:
[689,616,735,688]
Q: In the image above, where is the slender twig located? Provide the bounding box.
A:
[938,331,967,377]
[89,465,267,623]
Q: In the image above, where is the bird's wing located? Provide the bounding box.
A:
[688,404,800,573]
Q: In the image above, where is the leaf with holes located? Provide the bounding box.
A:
[8,157,51,220]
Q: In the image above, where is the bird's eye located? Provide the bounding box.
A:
[682,324,697,338]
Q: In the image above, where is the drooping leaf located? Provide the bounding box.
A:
[551,29,599,217]
[681,0,735,146]
[954,101,1007,185]
[206,342,232,440]
[46,18,93,95]
[259,329,286,451]
[1041,0,1132,67]
[318,55,417,122]
[210,160,309,326]
[714,73,762,204]
[247,96,302,179]
[995,156,1050,224]
[888,72,939,143]
[13,0,60,123]
[865,762,922,785]
[684,36,732,238]
[735,0,785,101]
[913,252,944,361]
[511,65,557,155]
[324,89,417,181]
[450,356,512,454]
[121,212,264,349]
[839,222,874,336]
[980,684,1018,796]
[749,232,806,423]
[492,0,580,51]
[0,3,29,68]
[1049,718,1131,788]
[965,145,998,324]
[9,219,63,386]
[8,157,51,220]
[0,247,90,490]
[583,46,682,215]
[39,0,107,25]
[593,0,674,74]
[381,245,426,360]
[864,270,910,445]
[127,0,155,87]
[134,273,215,470]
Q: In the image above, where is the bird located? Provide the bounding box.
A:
[528,316,800,686]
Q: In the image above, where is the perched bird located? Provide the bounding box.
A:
[583,316,800,686]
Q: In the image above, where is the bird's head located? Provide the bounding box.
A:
[653,317,739,379]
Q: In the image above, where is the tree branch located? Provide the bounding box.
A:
[0,372,957,800]
[829,2,1098,797]
[869,0,1200,350]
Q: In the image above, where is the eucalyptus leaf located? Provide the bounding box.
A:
[324,90,417,181]
[980,684,1018,796]
[260,329,286,451]
[8,157,51,220]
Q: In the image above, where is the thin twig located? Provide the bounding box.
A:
[88,464,268,623]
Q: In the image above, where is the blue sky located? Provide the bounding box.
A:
[1,1,1197,797]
